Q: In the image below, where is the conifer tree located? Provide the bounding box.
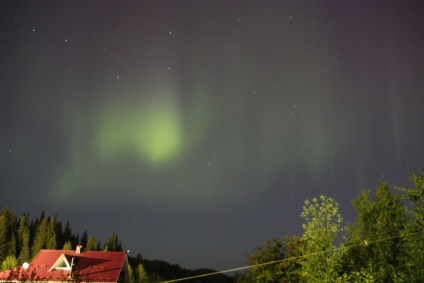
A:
[86,235,100,251]
[31,217,57,257]
[0,206,9,263]
[7,209,17,257]
[136,263,149,283]
[46,217,57,249]
[17,215,30,264]
[80,231,88,249]
[104,233,122,251]
[7,232,16,258]
[63,221,73,244]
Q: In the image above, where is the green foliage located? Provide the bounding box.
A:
[247,236,303,282]
[300,195,344,282]
[248,238,285,282]
[1,255,18,271]
[396,171,424,281]
[86,235,100,251]
[104,233,122,251]
[31,217,57,257]
[17,215,30,264]
[0,206,10,263]
[341,181,406,281]
[136,263,149,283]
[62,240,72,250]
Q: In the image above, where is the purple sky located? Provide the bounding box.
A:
[1,0,424,271]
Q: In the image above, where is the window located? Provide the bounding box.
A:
[49,254,71,271]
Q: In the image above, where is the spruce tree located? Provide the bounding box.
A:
[17,215,30,264]
[0,206,9,263]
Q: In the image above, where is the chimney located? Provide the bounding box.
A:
[76,245,82,254]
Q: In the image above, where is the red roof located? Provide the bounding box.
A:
[0,249,128,283]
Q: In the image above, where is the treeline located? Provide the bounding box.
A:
[237,171,424,282]
[130,256,232,283]
[0,207,232,282]
[0,209,123,267]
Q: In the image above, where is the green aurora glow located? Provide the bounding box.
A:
[98,95,183,164]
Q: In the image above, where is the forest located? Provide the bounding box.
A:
[0,206,232,283]
[1,170,424,282]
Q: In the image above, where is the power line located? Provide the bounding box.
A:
[159,230,424,283]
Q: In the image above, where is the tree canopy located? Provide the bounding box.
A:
[244,171,424,283]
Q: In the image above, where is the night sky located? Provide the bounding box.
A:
[2,0,424,272]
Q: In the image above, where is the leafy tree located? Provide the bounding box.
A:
[300,195,344,282]
[1,255,18,271]
[248,239,285,282]
[396,171,424,281]
[247,236,303,282]
[62,240,72,250]
[341,181,406,281]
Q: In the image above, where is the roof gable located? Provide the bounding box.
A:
[48,253,71,271]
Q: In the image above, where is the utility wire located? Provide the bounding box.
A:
[159,230,424,283]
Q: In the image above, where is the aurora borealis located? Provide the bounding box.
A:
[2,0,424,271]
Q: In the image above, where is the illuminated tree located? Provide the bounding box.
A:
[17,215,30,264]
[104,233,122,251]
[86,235,100,251]
[62,240,72,250]
[300,195,344,282]
[1,255,18,271]
[341,182,406,281]
[31,217,57,257]
[0,206,9,263]
[396,171,424,281]
[136,263,149,283]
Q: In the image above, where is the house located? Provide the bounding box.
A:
[0,246,130,283]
